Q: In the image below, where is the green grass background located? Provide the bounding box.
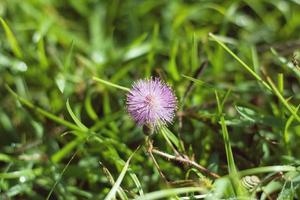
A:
[1,0,300,199]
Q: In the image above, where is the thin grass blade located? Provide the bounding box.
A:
[93,77,130,91]
[209,33,271,91]
[104,148,138,200]
[66,99,88,132]
[0,17,23,58]
[134,187,204,200]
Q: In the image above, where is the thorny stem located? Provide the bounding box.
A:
[151,148,220,179]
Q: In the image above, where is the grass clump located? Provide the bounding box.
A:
[1,0,300,199]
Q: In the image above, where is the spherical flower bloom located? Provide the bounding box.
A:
[126,77,177,127]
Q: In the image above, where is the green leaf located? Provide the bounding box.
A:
[66,99,88,132]
[284,105,300,155]
[159,126,184,152]
[100,162,128,200]
[84,90,98,120]
[104,149,138,200]
[235,106,285,128]
[215,91,248,197]
[168,39,180,81]
[267,77,300,123]
[128,168,144,196]
[0,17,23,58]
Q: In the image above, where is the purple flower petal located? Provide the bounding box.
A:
[126,77,177,127]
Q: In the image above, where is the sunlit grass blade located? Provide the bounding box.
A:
[168,39,180,81]
[238,165,296,177]
[209,33,271,91]
[266,77,300,123]
[0,168,42,179]
[134,187,205,200]
[0,17,23,58]
[284,105,300,155]
[215,91,236,173]
[6,85,83,132]
[100,162,128,200]
[215,90,247,197]
[93,77,130,91]
[84,90,98,120]
[0,153,14,163]
[128,168,144,196]
[66,99,88,132]
[37,37,49,68]
[159,126,182,152]
[104,148,138,200]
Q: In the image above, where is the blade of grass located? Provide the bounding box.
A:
[238,165,296,177]
[146,23,159,77]
[209,33,271,91]
[104,148,139,200]
[93,77,130,92]
[6,85,83,133]
[134,187,204,200]
[168,39,180,81]
[64,41,75,71]
[215,90,247,197]
[182,74,226,94]
[215,91,236,173]
[66,99,88,132]
[0,168,42,179]
[266,77,300,123]
[47,149,78,200]
[0,17,23,58]
[100,162,128,200]
[128,168,144,196]
[160,126,181,151]
[0,153,14,163]
[278,73,285,119]
[284,105,300,155]
[67,186,93,199]
[37,37,49,68]
[251,45,260,75]
[84,89,98,120]
[191,32,199,70]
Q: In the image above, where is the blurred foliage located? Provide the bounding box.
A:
[1,0,300,199]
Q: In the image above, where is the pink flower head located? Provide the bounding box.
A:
[126,77,177,127]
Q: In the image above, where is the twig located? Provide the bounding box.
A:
[145,137,169,184]
[151,148,220,179]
